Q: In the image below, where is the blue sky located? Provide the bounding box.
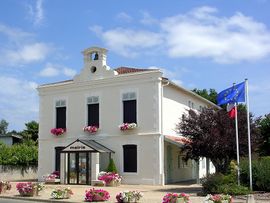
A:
[1,0,270,131]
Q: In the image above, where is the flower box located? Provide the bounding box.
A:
[205,194,232,203]
[98,172,122,187]
[16,182,44,197]
[0,181,11,194]
[83,126,98,134]
[162,193,190,203]
[85,188,110,202]
[116,191,143,203]
[119,123,137,131]
[43,171,60,184]
[51,187,73,199]
[51,128,66,136]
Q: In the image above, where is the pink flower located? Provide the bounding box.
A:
[83,126,98,133]
[51,128,66,136]
[85,188,110,202]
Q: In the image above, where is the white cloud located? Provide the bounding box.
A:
[27,0,44,26]
[140,11,159,25]
[39,63,76,77]
[91,27,163,57]
[0,76,38,131]
[91,6,270,63]
[116,12,133,22]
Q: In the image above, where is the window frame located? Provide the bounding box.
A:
[54,99,67,129]
[123,144,138,173]
[121,91,138,124]
[87,96,99,127]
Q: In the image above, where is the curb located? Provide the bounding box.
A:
[0,196,77,203]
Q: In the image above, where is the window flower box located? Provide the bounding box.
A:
[205,194,232,203]
[85,188,110,202]
[98,172,122,187]
[51,128,66,136]
[51,187,73,199]
[116,191,143,203]
[83,126,98,134]
[119,123,137,131]
[0,181,11,194]
[16,182,44,197]
[162,193,190,203]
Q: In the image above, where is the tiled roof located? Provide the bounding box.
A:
[115,67,158,74]
[165,135,192,145]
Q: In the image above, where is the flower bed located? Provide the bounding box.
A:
[119,123,137,131]
[83,126,98,133]
[43,171,60,183]
[0,181,11,194]
[85,188,110,202]
[16,182,44,196]
[51,187,73,199]
[162,193,190,203]
[98,172,122,186]
[50,128,66,136]
[205,194,232,203]
[116,191,143,203]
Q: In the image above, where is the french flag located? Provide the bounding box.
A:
[227,103,236,119]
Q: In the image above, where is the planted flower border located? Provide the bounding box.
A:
[51,128,66,136]
[98,172,122,187]
[205,194,232,203]
[83,126,98,134]
[162,193,190,203]
[16,182,44,197]
[119,123,137,131]
[51,187,73,199]
[116,190,143,203]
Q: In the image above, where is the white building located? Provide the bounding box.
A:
[37,47,216,185]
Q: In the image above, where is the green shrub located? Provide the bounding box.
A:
[201,173,249,195]
[240,156,270,191]
[106,158,118,173]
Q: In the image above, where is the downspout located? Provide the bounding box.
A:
[160,78,169,185]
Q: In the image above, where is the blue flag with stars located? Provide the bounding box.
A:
[217,82,245,106]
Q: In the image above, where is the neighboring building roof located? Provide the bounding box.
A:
[0,134,22,139]
[115,67,158,74]
[165,135,192,147]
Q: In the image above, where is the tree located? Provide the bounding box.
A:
[0,119,8,135]
[192,88,218,104]
[258,114,270,156]
[176,108,261,174]
[20,121,39,141]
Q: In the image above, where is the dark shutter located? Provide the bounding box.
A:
[123,100,136,123]
[55,146,65,172]
[123,145,137,172]
[56,107,66,128]
[88,104,99,126]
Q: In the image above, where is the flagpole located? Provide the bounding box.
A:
[234,102,240,186]
[245,79,253,191]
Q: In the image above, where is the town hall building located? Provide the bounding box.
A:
[37,46,216,185]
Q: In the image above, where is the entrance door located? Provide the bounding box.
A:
[68,152,90,185]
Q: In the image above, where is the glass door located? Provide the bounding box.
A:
[68,152,90,185]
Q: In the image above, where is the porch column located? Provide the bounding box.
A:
[91,152,100,181]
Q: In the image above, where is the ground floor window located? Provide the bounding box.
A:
[123,144,137,172]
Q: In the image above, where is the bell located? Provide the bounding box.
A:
[93,53,99,60]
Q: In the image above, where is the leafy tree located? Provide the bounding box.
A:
[20,121,39,141]
[258,114,270,156]
[176,108,261,174]
[192,88,218,104]
[0,119,8,135]
[106,158,118,173]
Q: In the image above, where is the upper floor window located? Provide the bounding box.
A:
[87,96,99,127]
[123,144,137,173]
[55,100,66,129]
[122,92,136,123]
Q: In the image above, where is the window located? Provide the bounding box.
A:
[188,100,194,109]
[123,145,137,172]
[122,92,137,123]
[56,100,66,128]
[87,96,99,127]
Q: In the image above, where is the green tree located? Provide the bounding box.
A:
[106,158,118,173]
[176,108,261,173]
[192,88,218,104]
[20,121,39,141]
[0,119,8,135]
[258,114,270,156]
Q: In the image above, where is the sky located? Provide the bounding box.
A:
[0,0,270,131]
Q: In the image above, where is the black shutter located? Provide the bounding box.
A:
[55,147,65,172]
[56,107,66,128]
[88,104,99,126]
[123,145,137,172]
[123,100,136,123]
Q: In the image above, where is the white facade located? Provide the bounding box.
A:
[37,47,216,185]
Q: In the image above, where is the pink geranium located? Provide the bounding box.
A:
[51,128,66,136]
[162,192,190,203]
[98,172,122,184]
[85,188,110,202]
[83,126,98,133]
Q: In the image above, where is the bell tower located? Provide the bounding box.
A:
[74,46,117,82]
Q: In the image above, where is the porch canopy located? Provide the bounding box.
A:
[61,139,114,153]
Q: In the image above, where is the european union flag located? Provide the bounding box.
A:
[217,82,245,106]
